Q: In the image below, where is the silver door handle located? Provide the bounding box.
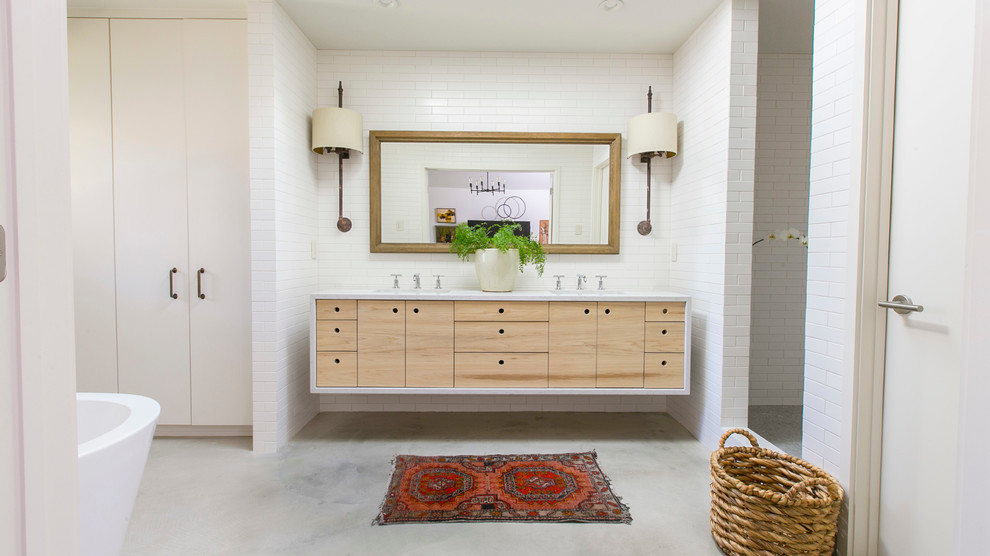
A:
[879,294,923,314]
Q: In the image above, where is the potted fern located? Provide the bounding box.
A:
[450,221,546,292]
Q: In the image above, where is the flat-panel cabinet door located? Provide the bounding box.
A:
[549,302,597,387]
[358,301,406,387]
[406,301,453,387]
[184,20,251,426]
[111,19,192,425]
[596,302,645,387]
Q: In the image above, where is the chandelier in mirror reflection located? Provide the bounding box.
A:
[469,172,507,195]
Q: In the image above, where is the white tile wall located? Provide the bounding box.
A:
[315,50,675,413]
[272,2,321,448]
[806,0,854,479]
[248,0,277,453]
[248,0,320,452]
[749,53,811,406]
[666,0,759,449]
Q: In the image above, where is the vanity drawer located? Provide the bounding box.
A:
[316,320,357,351]
[316,299,358,320]
[644,353,684,389]
[644,322,685,352]
[454,353,548,388]
[454,301,549,322]
[645,301,686,322]
[454,322,549,352]
[316,352,357,387]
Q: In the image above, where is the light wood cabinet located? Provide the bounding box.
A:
[312,297,688,392]
[357,301,406,387]
[406,301,454,387]
[454,354,549,388]
[645,301,687,389]
[69,18,250,427]
[455,322,549,352]
[549,302,597,387]
[596,302,646,387]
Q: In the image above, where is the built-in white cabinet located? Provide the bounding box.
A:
[69,18,250,427]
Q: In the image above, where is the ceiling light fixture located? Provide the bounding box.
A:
[598,0,624,12]
[376,0,399,8]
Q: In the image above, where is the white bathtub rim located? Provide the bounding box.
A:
[77,392,161,459]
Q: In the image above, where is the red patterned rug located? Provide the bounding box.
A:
[373,451,631,525]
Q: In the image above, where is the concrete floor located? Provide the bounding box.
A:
[748,405,803,457]
[123,412,725,556]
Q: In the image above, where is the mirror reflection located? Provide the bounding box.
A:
[371,131,621,254]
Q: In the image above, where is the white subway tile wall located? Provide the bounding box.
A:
[806,0,853,479]
[749,53,812,406]
[248,0,277,452]
[249,0,321,452]
[314,49,675,413]
[667,0,758,448]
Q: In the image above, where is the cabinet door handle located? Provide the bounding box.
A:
[169,268,178,299]
[197,268,206,299]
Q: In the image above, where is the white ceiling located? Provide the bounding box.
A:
[67,0,248,18]
[279,0,723,53]
[66,0,813,55]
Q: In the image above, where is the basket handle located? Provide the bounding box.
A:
[718,428,760,449]
[783,478,840,501]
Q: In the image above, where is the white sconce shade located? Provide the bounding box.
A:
[312,107,364,154]
[626,111,678,158]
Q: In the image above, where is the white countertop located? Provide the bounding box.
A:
[311,289,691,302]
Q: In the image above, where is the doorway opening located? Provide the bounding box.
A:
[747,0,814,456]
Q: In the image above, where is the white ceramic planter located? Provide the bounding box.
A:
[474,248,520,292]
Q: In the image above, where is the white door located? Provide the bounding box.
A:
[111,19,192,425]
[0,3,23,548]
[183,20,252,426]
[876,0,974,553]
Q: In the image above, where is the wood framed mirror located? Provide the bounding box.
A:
[369,131,621,254]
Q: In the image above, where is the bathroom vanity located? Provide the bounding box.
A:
[310,291,690,394]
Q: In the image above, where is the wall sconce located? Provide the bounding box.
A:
[627,86,677,236]
[313,81,364,232]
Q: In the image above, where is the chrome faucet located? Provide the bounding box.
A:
[553,275,564,291]
[576,274,587,290]
[413,273,421,289]
[390,273,402,289]
[433,274,444,289]
[596,275,607,290]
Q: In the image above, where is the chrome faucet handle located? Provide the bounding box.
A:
[576,274,587,290]
[553,274,564,291]
[595,275,607,290]
[433,274,444,289]
[390,273,402,289]
[413,273,421,289]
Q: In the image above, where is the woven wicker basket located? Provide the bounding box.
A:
[710,429,843,556]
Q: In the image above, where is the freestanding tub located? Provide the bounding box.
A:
[77,393,160,556]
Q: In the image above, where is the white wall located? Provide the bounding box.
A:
[667,0,759,448]
[273,2,321,448]
[317,49,675,291]
[749,53,811,406]
[805,0,855,479]
[315,49,675,412]
[248,0,321,452]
